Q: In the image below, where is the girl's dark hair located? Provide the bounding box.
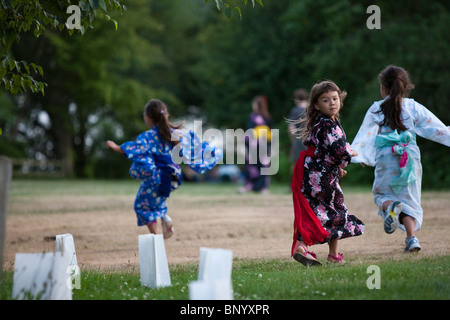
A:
[290,80,347,142]
[293,88,308,102]
[252,95,271,120]
[144,99,183,143]
[376,65,415,132]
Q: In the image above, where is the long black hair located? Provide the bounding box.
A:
[144,99,183,144]
[376,65,415,132]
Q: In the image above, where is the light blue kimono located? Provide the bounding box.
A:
[351,98,450,231]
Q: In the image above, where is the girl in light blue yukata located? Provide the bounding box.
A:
[351,65,450,252]
[107,99,221,239]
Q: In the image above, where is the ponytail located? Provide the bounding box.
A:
[144,99,183,144]
[376,65,414,132]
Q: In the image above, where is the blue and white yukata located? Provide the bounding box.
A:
[351,97,450,231]
[120,126,221,226]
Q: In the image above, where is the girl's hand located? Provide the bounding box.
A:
[351,150,358,157]
[338,167,347,178]
[106,140,124,154]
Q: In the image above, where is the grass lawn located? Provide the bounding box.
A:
[7,178,374,198]
[1,254,448,300]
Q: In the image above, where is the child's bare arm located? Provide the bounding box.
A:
[106,140,125,154]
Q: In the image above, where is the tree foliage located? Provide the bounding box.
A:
[204,0,263,19]
[192,0,450,188]
[0,0,448,188]
[0,0,126,95]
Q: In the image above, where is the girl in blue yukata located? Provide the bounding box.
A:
[107,99,220,239]
[351,65,450,252]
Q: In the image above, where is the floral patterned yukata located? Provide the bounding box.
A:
[297,114,365,243]
[351,98,450,231]
[120,126,220,226]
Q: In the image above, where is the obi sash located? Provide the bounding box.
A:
[375,130,417,194]
[153,153,181,198]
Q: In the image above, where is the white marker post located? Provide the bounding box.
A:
[56,233,80,289]
[12,252,72,300]
[189,247,233,300]
[138,234,171,288]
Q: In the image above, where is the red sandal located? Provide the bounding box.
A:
[327,253,345,264]
[293,245,322,267]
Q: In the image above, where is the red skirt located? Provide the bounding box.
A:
[291,146,329,256]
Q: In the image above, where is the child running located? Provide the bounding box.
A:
[351,65,450,252]
[290,80,364,266]
[107,99,221,239]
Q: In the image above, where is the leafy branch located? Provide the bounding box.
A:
[205,0,264,19]
[0,0,126,95]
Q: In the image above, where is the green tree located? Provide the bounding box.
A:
[192,1,298,129]
[190,0,450,187]
[7,0,173,177]
[0,0,262,96]
[0,0,126,95]
[2,0,246,178]
[283,0,450,187]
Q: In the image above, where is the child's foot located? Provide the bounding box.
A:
[404,236,421,253]
[327,253,345,264]
[293,245,321,267]
[384,201,402,234]
[237,186,250,194]
[161,215,174,239]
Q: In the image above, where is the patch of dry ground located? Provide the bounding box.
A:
[3,189,450,270]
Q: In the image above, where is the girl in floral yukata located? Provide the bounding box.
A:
[290,81,364,266]
[351,65,450,253]
[107,99,220,239]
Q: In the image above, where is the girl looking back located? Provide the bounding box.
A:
[290,80,364,266]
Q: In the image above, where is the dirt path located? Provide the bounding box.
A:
[3,191,450,270]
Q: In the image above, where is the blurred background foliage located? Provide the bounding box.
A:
[0,0,449,188]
